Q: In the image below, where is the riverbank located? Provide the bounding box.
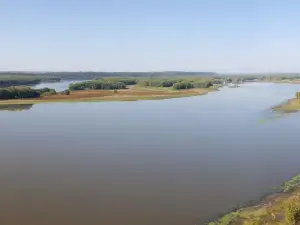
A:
[0,87,217,105]
[274,80,300,84]
[273,98,300,113]
[209,174,300,225]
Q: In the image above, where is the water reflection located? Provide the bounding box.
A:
[0,104,33,112]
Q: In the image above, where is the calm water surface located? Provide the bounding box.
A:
[33,80,81,92]
[1,82,300,225]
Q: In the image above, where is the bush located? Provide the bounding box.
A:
[296,92,300,99]
[37,88,56,96]
[60,89,70,95]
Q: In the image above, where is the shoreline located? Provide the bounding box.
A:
[208,174,300,225]
[0,87,217,105]
[273,98,300,113]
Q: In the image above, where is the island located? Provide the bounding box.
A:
[209,174,300,225]
[0,77,222,105]
[273,92,300,113]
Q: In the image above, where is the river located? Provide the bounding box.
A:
[0,82,300,225]
[33,80,80,92]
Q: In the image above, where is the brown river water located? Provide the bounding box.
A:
[1,82,300,225]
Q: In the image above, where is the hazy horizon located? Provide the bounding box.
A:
[1,0,300,73]
[1,70,300,75]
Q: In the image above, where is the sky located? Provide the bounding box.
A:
[1,0,300,73]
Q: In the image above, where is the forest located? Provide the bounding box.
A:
[0,75,61,87]
[69,80,127,90]
[68,77,223,90]
[0,86,57,99]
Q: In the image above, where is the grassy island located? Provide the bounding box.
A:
[209,174,300,225]
[273,92,300,113]
[0,77,221,105]
[0,87,217,105]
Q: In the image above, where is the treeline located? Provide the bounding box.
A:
[68,77,224,90]
[0,71,217,81]
[69,80,127,90]
[137,78,222,89]
[95,78,137,85]
[0,75,61,87]
[0,86,57,100]
[137,79,180,87]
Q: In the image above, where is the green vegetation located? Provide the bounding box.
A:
[0,76,222,104]
[69,80,127,90]
[0,86,217,105]
[69,77,223,90]
[208,174,300,225]
[137,79,178,87]
[60,89,70,95]
[273,92,300,113]
[0,76,41,87]
[283,174,300,192]
[96,77,137,85]
[0,86,56,100]
[136,78,221,89]
[0,75,61,87]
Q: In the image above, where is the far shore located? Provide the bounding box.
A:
[272,80,300,84]
[0,87,217,105]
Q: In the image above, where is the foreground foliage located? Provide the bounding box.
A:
[208,174,300,225]
[273,93,300,113]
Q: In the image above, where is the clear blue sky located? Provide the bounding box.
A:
[1,0,300,73]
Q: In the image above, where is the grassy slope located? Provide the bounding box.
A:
[208,175,300,225]
[0,87,217,105]
[273,99,300,113]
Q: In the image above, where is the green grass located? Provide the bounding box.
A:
[283,174,300,192]
[208,174,300,225]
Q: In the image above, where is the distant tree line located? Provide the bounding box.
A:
[68,77,223,91]
[69,80,127,90]
[0,71,217,81]
[137,79,180,87]
[95,78,137,85]
[137,78,217,89]
[0,76,61,88]
[0,86,56,99]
